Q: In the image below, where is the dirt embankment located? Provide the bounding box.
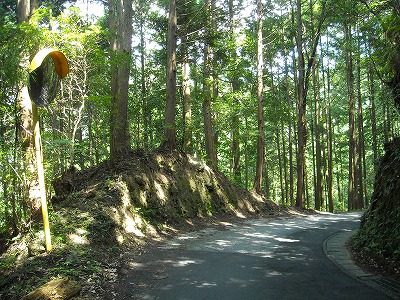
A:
[52,147,280,244]
[352,138,400,279]
[1,147,287,300]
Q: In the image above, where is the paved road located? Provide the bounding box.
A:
[117,213,394,299]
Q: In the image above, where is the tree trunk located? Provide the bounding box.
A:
[323,34,334,213]
[295,0,306,207]
[139,8,149,150]
[164,0,177,147]
[294,0,326,208]
[245,116,249,189]
[229,0,241,183]
[285,49,295,206]
[281,121,289,205]
[17,0,41,219]
[276,127,284,203]
[253,0,264,195]
[181,39,192,153]
[368,67,378,171]
[87,101,95,166]
[345,22,357,211]
[313,61,323,211]
[109,0,132,160]
[356,40,365,209]
[203,0,217,169]
[327,102,334,212]
[265,151,270,199]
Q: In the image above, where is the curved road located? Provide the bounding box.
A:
[117,212,394,299]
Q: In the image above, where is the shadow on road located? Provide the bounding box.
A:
[117,213,390,300]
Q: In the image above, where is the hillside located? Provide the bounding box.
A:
[0,147,282,299]
[352,138,400,279]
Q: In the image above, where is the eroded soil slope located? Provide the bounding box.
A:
[352,138,400,279]
[1,147,280,299]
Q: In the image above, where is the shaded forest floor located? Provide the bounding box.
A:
[0,146,399,299]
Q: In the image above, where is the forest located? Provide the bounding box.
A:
[1,0,399,231]
[1,0,400,296]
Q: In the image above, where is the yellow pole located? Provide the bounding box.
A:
[32,102,52,252]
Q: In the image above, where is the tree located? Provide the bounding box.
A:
[345,21,358,211]
[108,0,132,160]
[228,0,241,183]
[17,0,41,219]
[181,32,192,153]
[294,0,326,207]
[164,0,177,147]
[203,0,218,169]
[135,0,150,150]
[253,0,264,195]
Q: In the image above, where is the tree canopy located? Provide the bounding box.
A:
[0,0,399,254]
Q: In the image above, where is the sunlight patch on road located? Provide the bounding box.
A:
[173,259,202,267]
[265,270,284,277]
[275,237,300,243]
[196,281,217,288]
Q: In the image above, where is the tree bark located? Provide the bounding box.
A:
[345,22,357,211]
[109,0,133,160]
[229,0,241,183]
[295,0,306,207]
[281,121,289,205]
[285,47,295,206]
[203,0,218,169]
[139,5,149,150]
[253,0,265,195]
[164,0,177,147]
[181,34,192,153]
[368,67,378,171]
[356,37,365,209]
[276,126,284,203]
[294,0,326,207]
[17,0,41,219]
[313,61,323,211]
[323,33,334,213]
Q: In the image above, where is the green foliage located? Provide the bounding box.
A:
[0,0,399,280]
[1,0,400,296]
[352,139,400,273]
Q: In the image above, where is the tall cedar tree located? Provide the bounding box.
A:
[109,0,133,160]
[203,0,218,169]
[165,0,177,147]
[253,0,264,195]
[294,0,326,207]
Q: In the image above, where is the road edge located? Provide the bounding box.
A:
[323,230,400,300]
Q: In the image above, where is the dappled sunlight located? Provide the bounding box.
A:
[138,190,148,206]
[275,237,300,243]
[188,177,197,192]
[173,259,202,267]
[122,213,145,236]
[156,213,363,258]
[196,281,217,288]
[154,181,167,204]
[227,277,254,287]
[160,257,204,268]
[119,213,367,299]
[127,261,145,269]
[243,232,277,239]
[111,206,147,239]
[265,270,285,277]
[68,228,89,245]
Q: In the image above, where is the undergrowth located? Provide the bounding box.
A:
[351,138,400,279]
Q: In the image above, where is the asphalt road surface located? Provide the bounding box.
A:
[117,212,393,300]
